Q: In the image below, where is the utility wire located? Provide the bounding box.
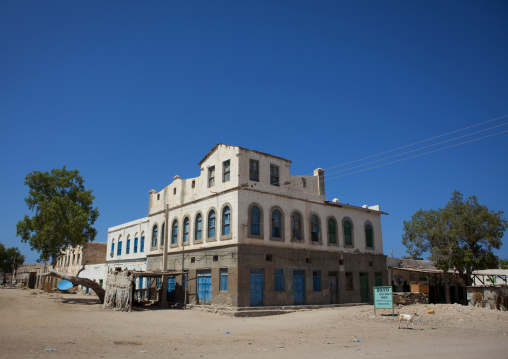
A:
[323,114,508,172]
[324,122,508,178]
[325,129,508,182]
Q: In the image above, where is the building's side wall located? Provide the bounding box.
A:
[82,243,107,265]
[146,244,239,306]
[237,245,387,306]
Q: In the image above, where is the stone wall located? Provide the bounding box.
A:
[393,292,429,305]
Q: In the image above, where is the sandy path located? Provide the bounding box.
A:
[1,288,507,358]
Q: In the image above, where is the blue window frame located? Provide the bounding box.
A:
[272,209,282,238]
[172,220,178,244]
[195,214,202,241]
[274,269,284,292]
[220,268,228,291]
[222,206,230,236]
[138,277,143,289]
[250,206,261,235]
[313,270,321,291]
[208,210,216,238]
[152,225,158,247]
[111,242,115,256]
[126,238,130,254]
[117,241,122,256]
[140,236,145,252]
[134,237,138,253]
[183,217,189,243]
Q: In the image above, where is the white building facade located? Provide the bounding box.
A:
[107,144,387,307]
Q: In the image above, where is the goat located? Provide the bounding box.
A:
[398,311,418,329]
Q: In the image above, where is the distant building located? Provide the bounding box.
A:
[107,144,388,306]
[54,243,108,290]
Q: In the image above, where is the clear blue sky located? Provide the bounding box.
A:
[1,1,507,264]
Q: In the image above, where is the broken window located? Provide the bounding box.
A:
[271,209,282,238]
[291,212,302,240]
[311,215,319,242]
[223,160,230,182]
[208,166,215,187]
[270,165,280,186]
[249,159,259,182]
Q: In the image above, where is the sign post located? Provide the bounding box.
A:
[373,286,394,316]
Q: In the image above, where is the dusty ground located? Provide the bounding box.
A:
[1,288,507,359]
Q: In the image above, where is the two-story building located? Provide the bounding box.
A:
[107,144,388,307]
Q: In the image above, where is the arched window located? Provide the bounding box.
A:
[365,224,373,248]
[117,239,122,255]
[222,206,231,236]
[152,225,158,247]
[172,220,178,244]
[208,210,216,238]
[195,213,202,241]
[291,212,302,240]
[183,217,189,243]
[272,210,282,238]
[161,223,165,246]
[311,215,319,242]
[344,220,353,246]
[328,218,336,244]
[250,206,261,235]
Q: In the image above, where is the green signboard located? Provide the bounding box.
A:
[373,286,393,315]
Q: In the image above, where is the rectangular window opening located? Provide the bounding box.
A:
[223,160,230,182]
[266,254,273,262]
[249,159,259,182]
[270,165,280,186]
[192,180,195,189]
[208,166,215,187]
[305,257,311,263]
[220,268,228,291]
[274,269,284,292]
[213,255,218,262]
[191,257,195,263]
[346,272,354,291]
[313,270,322,292]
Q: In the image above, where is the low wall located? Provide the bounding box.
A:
[393,292,429,305]
[466,286,508,310]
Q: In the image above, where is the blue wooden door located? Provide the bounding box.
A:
[197,270,212,304]
[167,277,176,302]
[250,269,264,307]
[293,270,305,305]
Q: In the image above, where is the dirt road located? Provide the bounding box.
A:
[1,288,506,358]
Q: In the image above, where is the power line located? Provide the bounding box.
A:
[324,122,508,178]
[325,129,508,181]
[323,114,508,172]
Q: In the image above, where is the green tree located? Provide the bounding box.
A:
[402,191,507,295]
[16,167,99,267]
[0,244,25,283]
[499,259,508,269]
